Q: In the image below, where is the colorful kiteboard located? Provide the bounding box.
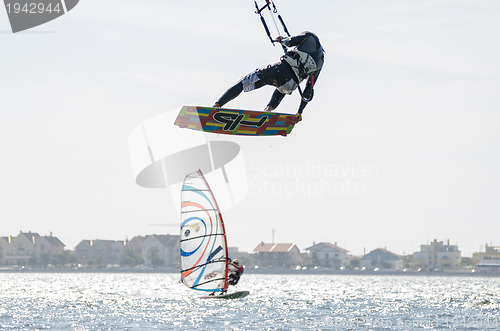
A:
[174,105,297,137]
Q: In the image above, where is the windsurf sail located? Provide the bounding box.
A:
[180,170,229,292]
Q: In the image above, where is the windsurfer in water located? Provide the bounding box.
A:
[212,259,244,296]
[228,259,244,286]
[213,31,324,122]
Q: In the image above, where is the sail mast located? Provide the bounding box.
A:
[198,171,229,291]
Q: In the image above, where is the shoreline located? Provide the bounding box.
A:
[0,267,497,277]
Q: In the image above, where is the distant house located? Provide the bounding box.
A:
[472,244,500,266]
[109,241,126,264]
[75,234,179,267]
[141,234,180,267]
[75,239,126,266]
[305,242,349,268]
[122,236,147,266]
[412,239,461,271]
[228,247,246,260]
[253,242,303,268]
[360,248,402,270]
[0,237,10,265]
[9,232,39,265]
[127,235,147,254]
[0,232,65,266]
[474,246,500,274]
[75,240,92,263]
[34,234,65,264]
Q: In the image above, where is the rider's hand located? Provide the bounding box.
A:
[275,36,284,43]
[292,112,302,123]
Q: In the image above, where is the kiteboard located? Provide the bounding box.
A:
[200,290,250,300]
[174,105,297,137]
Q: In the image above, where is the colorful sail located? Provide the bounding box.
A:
[180,170,229,292]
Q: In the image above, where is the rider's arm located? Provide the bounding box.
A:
[297,69,320,114]
[279,31,311,47]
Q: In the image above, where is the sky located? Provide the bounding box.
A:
[1,0,500,257]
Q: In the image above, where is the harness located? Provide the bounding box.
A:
[282,49,318,82]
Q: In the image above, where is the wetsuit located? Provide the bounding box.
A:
[228,264,244,285]
[215,31,324,114]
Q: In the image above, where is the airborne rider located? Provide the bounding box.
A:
[213,31,324,122]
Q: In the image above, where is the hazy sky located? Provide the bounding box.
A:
[1,0,499,257]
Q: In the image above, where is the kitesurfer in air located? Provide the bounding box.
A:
[213,31,324,122]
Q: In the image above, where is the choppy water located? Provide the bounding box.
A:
[0,273,499,330]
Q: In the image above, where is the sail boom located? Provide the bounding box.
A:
[190,277,226,289]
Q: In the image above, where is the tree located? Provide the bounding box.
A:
[40,252,51,267]
[349,257,361,269]
[147,248,164,267]
[52,251,76,266]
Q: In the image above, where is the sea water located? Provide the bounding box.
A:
[0,273,499,330]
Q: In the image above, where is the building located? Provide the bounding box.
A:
[305,242,349,268]
[472,244,500,265]
[253,242,304,268]
[472,244,500,274]
[121,236,147,266]
[75,239,126,266]
[109,240,126,264]
[127,235,147,254]
[34,234,65,265]
[360,248,402,270]
[228,247,246,260]
[74,234,179,267]
[0,237,11,265]
[8,232,39,265]
[140,234,180,267]
[0,232,65,266]
[412,239,461,271]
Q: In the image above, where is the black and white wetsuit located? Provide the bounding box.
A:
[215,31,324,114]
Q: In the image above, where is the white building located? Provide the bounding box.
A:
[360,248,402,270]
[472,244,500,265]
[305,242,349,268]
[412,239,461,271]
[472,244,500,274]
[253,242,304,268]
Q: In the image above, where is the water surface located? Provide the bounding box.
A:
[0,273,499,329]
